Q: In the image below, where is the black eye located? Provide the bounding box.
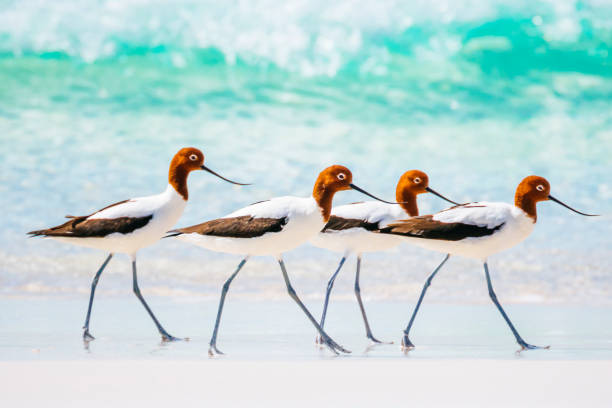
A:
[413,177,421,184]
[337,173,346,180]
[536,185,545,192]
[189,154,198,161]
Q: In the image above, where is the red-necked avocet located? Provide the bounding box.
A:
[167,165,397,356]
[309,170,458,344]
[378,175,598,351]
[28,147,247,342]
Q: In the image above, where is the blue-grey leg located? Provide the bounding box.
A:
[278,257,350,355]
[209,257,249,357]
[82,253,113,341]
[401,254,450,350]
[132,260,181,342]
[315,256,346,344]
[484,262,549,351]
[354,255,391,344]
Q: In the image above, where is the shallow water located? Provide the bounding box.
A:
[2,297,611,360]
[1,0,611,302]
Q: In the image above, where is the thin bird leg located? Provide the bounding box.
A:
[315,256,346,344]
[208,257,249,357]
[401,254,450,350]
[484,262,549,352]
[132,260,181,342]
[354,255,391,344]
[82,253,113,341]
[278,257,350,355]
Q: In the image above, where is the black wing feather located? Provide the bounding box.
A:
[28,199,151,238]
[28,215,153,238]
[170,216,288,239]
[379,215,504,241]
[322,216,380,233]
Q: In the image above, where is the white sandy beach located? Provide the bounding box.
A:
[3,359,612,407]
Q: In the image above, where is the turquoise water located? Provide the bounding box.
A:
[0,1,611,303]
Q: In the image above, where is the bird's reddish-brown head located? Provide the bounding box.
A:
[170,147,205,173]
[395,170,458,216]
[168,147,248,201]
[312,165,353,221]
[514,176,550,221]
[312,165,399,222]
[169,148,205,200]
[395,170,429,216]
[516,175,551,203]
[314,165,354,193]
[515,175,597,222]
[397,170,430,195]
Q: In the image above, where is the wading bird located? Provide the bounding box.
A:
[168,165,396,356]
[28,147,247,342]
[310,170,457,344]
[378,175,598,351]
